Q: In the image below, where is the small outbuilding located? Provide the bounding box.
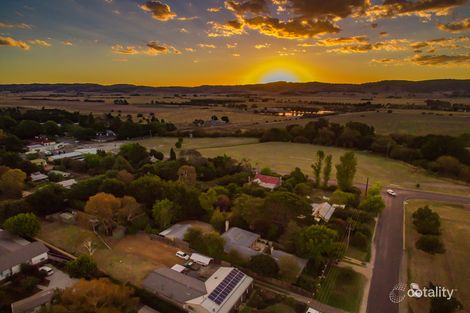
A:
[311,202,336,223]
[190,253,213,266]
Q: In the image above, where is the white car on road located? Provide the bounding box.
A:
[387,189,397,197]
[176,251,190,260]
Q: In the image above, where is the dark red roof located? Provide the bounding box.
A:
[254,173,281,186]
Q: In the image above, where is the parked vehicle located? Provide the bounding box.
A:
[176,251,190,260]
[184,261,200,271]
[39,266,54,276]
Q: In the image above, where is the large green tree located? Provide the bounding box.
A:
[311,150,325,187]
[335,152,357,191]
[0,168,26,199]
[322,154,333,188]
[3,213,41,237]
[152,199,177,229]
[248,254,279,277]
[295,225,338,260]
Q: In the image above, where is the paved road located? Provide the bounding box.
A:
[366,188,470,313]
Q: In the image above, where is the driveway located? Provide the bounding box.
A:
[366,188,470,313]
[38,264,77,290]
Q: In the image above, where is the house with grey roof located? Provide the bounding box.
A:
[0,229,49,281]
[11,289,54,313]
[221,227,264,259]
[222,227,308,275]
[143,267,207,306]
[143,266,252,313]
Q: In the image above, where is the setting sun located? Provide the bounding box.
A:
[242,59,314,84]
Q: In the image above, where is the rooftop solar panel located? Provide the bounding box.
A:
[208,269,245,305]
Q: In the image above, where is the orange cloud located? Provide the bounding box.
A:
[437,18,470,32]
[208,20,245,37]
[317,36,369,46]
[0,35,30,50]
[367,0,465,19]
[207,7,222,12]
[138,1,176,21]
[411,53,470,66]
[29,39,51,47]
[244,16,339,39]
[111,41,180,56]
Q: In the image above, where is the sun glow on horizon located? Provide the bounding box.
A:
[242,59,314,84]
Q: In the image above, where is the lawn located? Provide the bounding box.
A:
[38,222,183,286]
[405,200,470,313]
[315,266,366,313]
[91,136,258,155]
[326,110,470,136]
[198,141,470,196]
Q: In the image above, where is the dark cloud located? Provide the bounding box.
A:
[146,41,180,54]
[0,35,30,50]
[368,0,465,19]
[139,1,176,21]
[287,0,369,19]
[225,0,269,15]
[317,35,369,46]
[437,18,470,32]
[112,41,180,55]
[411,53,470,65]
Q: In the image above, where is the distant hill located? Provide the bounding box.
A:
[1,79,469,94]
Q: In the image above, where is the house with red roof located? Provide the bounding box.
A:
[251,173,281,190]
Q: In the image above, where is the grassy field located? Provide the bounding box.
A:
[38,222,183,285]
[405,200,470,312]
[197,141,470,196]
[91,136,258,155]
[326,110,470,136]
[316,266,366,313]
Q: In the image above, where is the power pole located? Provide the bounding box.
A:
[346,221,353,252]
[365,177,369,196]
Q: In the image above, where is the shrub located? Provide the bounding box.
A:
[66,255,98,278]
[350,232,369,251]
[412,206,440,235]
[415,235,445,254]
[248,254,279,277]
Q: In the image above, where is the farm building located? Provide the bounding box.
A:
[0,229,49,281]
[30,172,48,183]
[251,173,281,190]
[311,202,336,223]
[55,179,77,189]
[143,266,253,313]
[190,253,213,266]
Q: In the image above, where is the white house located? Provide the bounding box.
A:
[0,229,49,281]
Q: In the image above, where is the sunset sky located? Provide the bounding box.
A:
[0,0,469,86]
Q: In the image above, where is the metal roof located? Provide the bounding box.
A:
[11,289,54,313]
[0,241,49,272]
[142,267,206,305]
